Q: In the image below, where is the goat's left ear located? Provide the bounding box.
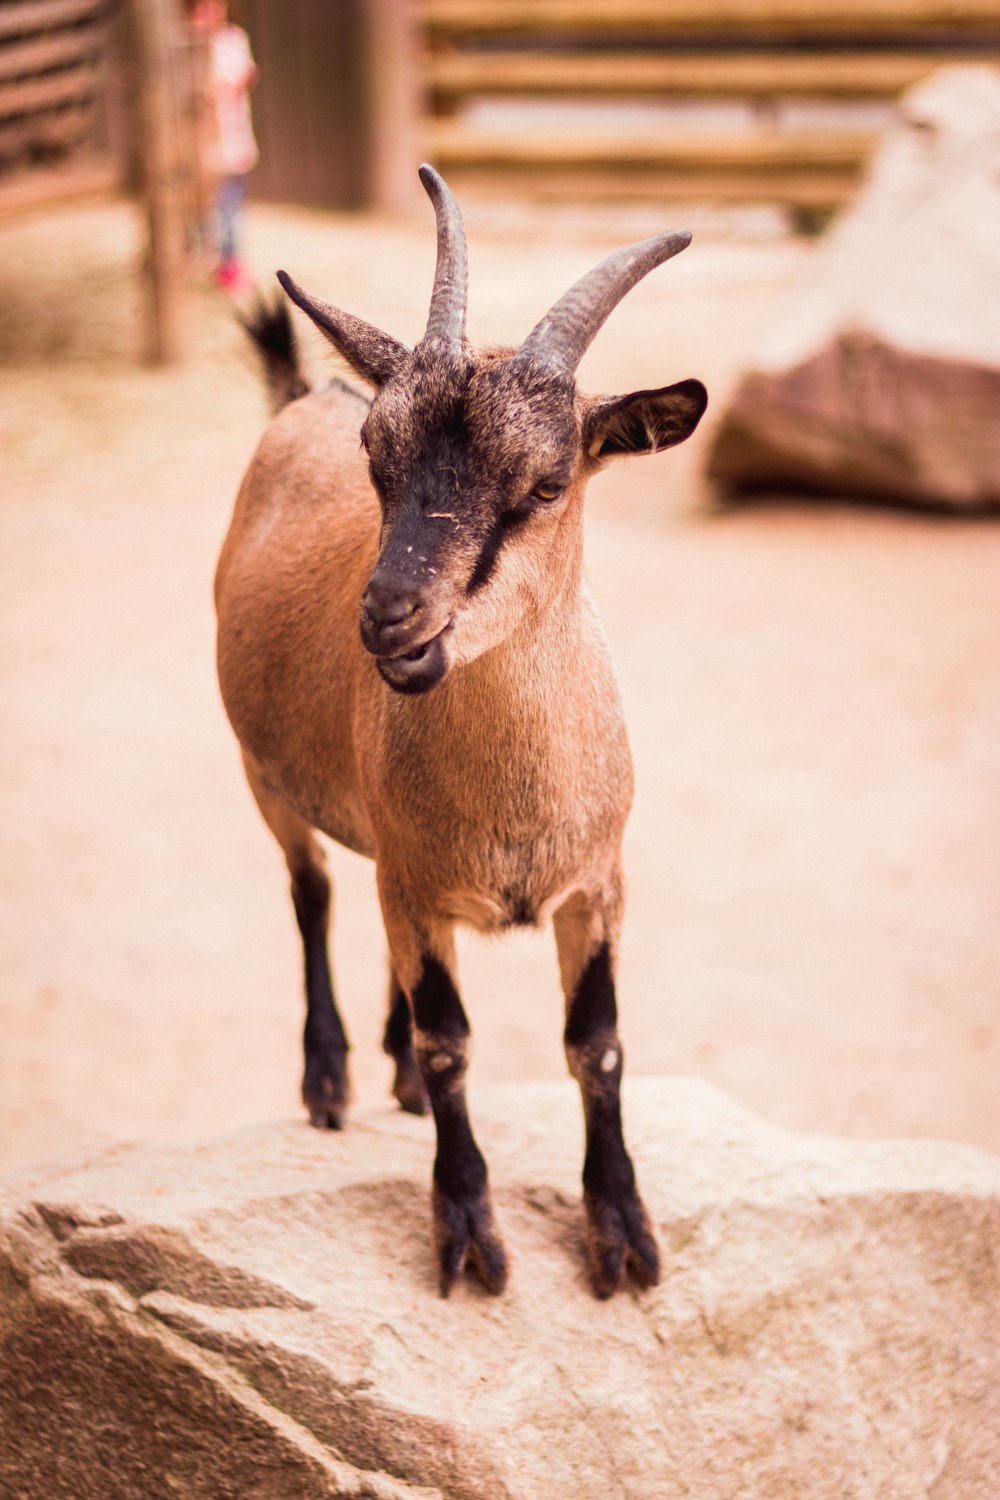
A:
[583,378,708,460]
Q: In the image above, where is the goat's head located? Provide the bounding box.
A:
[278,166,707,694]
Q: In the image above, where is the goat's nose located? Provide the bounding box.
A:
[361,576,422,631]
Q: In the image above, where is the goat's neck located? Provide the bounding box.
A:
[371,535,625,865]
[412,565,596,771]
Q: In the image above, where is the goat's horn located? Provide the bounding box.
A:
[276,270,409,387]
[419,163,468,349]
[518,230,692,373]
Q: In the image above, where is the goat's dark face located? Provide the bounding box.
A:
[276,166,706,695]
[358,347,585,693]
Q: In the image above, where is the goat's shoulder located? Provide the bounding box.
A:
[224,376,374,547]
[216,374,377,630]
[253,375,369,481]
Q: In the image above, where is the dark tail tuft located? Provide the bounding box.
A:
[237,292,311,415]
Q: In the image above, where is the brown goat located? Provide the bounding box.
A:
[215,166,706,1298]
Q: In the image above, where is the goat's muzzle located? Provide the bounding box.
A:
[360,576,453,695]
[373,622,452,694]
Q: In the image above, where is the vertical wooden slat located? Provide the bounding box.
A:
[131,0,187,363]
[241,0,354,207]
[180,25,212,247]
[296,0,362,205]
[355,0,421,210]
[240,0,420,210]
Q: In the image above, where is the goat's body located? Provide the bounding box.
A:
[217,378,633,943]
[216,167,706,1297]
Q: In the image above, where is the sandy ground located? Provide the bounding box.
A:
[1,194,998,1180]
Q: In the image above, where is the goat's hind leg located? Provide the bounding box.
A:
[242,753,351,1129]
[383,969,428,1115]
[554,888,660,1298]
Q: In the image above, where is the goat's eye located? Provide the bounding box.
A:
[530,479,563,504]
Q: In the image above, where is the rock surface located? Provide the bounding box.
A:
[2,1078,999,1499]
[708,65,1000,509]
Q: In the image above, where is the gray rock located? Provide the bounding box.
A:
[2,1078,999,1498]
[708,66,1000,509]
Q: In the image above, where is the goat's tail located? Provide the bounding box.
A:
[238,293,311,415]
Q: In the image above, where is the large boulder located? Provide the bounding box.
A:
[2,1078,999,1499]
[708,66,1000,509]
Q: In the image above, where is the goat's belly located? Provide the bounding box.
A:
[439,877,577,933]
[424,820,623,934]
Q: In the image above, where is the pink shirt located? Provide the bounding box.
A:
[205,24,258,177]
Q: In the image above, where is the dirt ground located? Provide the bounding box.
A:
[2,193,998,1179]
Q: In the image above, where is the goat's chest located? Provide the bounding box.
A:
[368,672,633,932]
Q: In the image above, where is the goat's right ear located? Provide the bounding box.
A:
[277,271,409,388]
[583,378,708,461]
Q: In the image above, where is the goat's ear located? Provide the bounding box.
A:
[583,378,707,460]
[277,270,409,388]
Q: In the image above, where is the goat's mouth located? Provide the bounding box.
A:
[375,622,452,695]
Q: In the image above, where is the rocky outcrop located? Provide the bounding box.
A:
[2,1078,999,1499]
[708,66,1000,509]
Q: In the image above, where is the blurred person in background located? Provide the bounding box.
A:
[187,0,259,292]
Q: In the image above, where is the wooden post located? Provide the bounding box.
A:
[356,0,422,212]
[131,0,187,364]
[239,0,420,212]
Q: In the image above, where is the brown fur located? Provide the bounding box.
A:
[215,174,706,1296]
[216,376,636,977]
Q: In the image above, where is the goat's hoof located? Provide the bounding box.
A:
[584,1188,660,1299]
[432,1183,508,1297]
[302,1051,350,1130]
[391,1054,428,1116]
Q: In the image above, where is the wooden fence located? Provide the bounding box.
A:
[5,3,1000,221]
[0,0,126,213]
[419,0,1000,207]
[0,0,193,362]
[5,0,999,362]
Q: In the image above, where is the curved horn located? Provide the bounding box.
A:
[418,163,468,349]
[277,270,408,387]
[518,229,692,373]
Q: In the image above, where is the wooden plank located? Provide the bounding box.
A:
[421,0,1000,37]
[0,151,117,214]
[0,62,100,116]
[0,99,94,155]
[425,47,994,99]
[424,121,876,170]
[0,0,108,42]
[439,161,860,205]
[0,26,105,84]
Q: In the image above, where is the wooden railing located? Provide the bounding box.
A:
[0,0,121,213]
[419,0,1000,206]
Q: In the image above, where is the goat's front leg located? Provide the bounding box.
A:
[381,900,507,1296]
[554,887,660,1297]
[242,754,350,1128]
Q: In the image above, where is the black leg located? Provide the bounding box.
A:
[291,861,350,1129]
[562,939,660,1297]
[382,971,428,1115]
[410,954,507,1296]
